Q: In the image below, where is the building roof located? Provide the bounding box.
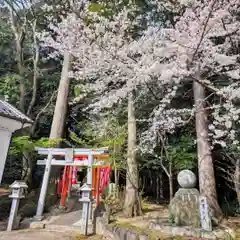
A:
[0,100,33,124]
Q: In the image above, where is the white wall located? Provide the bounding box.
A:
[0,128,12,184]
[0,116,31,184]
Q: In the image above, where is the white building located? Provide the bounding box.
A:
[0,100,33,184]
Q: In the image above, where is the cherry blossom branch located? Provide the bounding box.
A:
[191,0,218,62]
[221,19,237,52]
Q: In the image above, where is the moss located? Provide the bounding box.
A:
[112,221,146,233]
[75,233,87,240]
[75,234,103,240]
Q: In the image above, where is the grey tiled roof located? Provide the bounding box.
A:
[0,100,33,124]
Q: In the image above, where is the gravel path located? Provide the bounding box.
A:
[0,229,77,240]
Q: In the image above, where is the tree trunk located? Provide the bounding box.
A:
[169,160,173,201]
[22,152,33,187]
[169,175,173,201]
[8,6,26,113]
[123,92,142,217]
[50,51,72,139]
[47,51,71,200]
[193,80,223,218]
[156,175,159,202]
[234,159,240,210]
[8,7,29,184]
[16,41,25,113]
[27,19,39,117]
[159,173,164,200]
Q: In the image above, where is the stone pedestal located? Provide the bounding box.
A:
[169,188,200,227]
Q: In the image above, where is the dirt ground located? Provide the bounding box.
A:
[0,229,103,240]
[0,229,77,240]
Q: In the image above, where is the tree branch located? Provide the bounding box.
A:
[191,0,218,62]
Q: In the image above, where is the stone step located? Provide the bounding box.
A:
[45,224,82,233]
[30,222,94,235]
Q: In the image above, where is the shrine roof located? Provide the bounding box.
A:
[0,99,33,124]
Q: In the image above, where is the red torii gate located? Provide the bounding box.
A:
[35,147,111,219]
[56,154,111,207]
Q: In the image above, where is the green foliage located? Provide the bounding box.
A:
[68,113,127,170]
[68,130,91,147]
[0,20,14,45]
[88,2,108,14]
[139,133,197,172]
[0,74,22,103]
[0,20,15,74]
[9,136,63,157]
[167,134,197,170]
[95,117,127,170]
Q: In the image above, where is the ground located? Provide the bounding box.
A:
[0,229,76,240]
[0,190,240,239]
[0,229,103,240]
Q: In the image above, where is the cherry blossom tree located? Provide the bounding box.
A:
[41,0,240,218]
[137,0,239,218]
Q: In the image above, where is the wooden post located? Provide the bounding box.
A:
[92,168,96,198]
[87,153,93,221]
[60,166,70,208]
[96,167,100,205]
[67,166,73,200]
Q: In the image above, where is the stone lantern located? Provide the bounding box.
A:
[78,183,92,235]
[7,180,28,231]
[9,180,28,199]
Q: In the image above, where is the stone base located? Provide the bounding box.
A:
[33,215,44,221]
[149,221,236,240]
[169,188,200,227]
[30,221,45,229]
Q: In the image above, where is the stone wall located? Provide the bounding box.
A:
[149,221,236,240]
[94,203,148,240]
[95,218,236,240]
[96,217,148,240]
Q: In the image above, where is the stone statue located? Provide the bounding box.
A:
[169,170,200,228]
